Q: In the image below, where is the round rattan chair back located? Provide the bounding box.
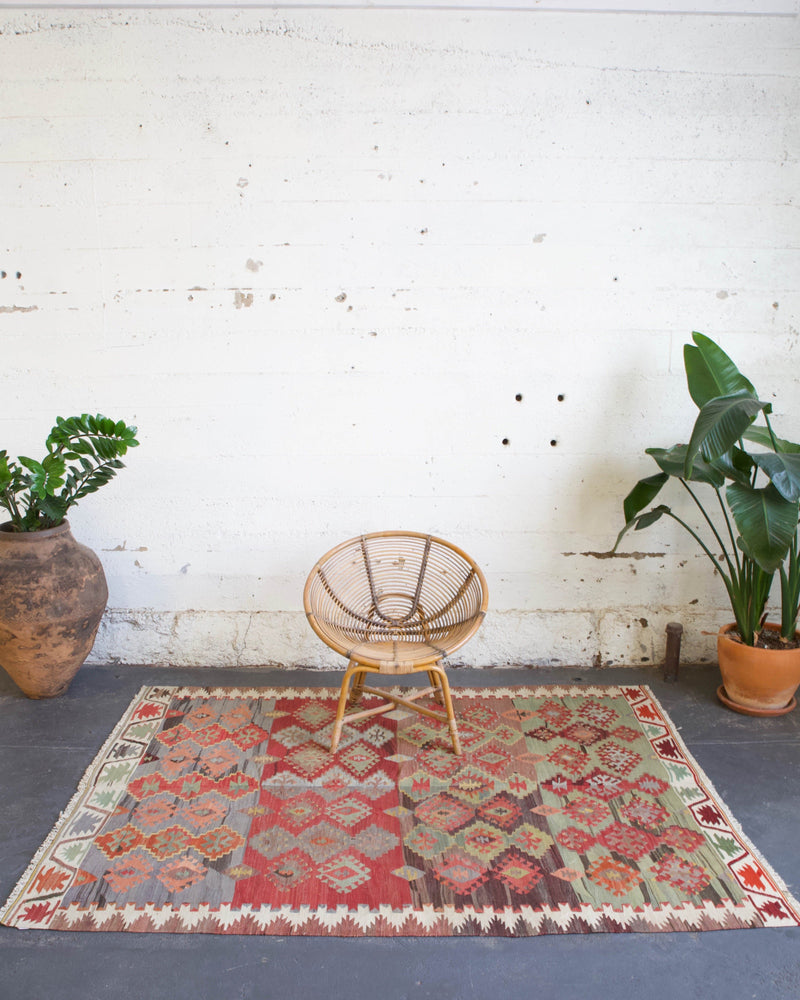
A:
[304,531,488,664]
[304,531,488,756]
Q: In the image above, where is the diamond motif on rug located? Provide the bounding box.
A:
[262,849,315,892]
[336,742,382,778]
[156,855,208,893]
[393,865,425,882]
[325,793,373,829]
[492,848,544,894]
[456,822,508,863]
[414,793,474,833]
[317,852,372,893]
[585,855,642,898]
[404,823,453,860]
[433,850,489,895]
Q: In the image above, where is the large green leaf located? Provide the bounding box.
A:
[752,452,800,503]
[646,444,725,487]
[614,504,671,551]
[743,425,800,454]
[727,481,799,573]
[623,473,668,523]
[710,446,753,486]
[684,332,756,408]
[684,391,767,477]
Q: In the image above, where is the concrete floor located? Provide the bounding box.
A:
[1,662,798,1000]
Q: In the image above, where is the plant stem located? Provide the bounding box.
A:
[679,480,736,580]
[660,507,733,591]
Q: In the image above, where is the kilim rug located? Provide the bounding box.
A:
[3,684,799,936]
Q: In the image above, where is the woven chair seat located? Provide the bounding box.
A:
[304,531,488,755]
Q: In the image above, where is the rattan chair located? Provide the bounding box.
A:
[304,531,488,756]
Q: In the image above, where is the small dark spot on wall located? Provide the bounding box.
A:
[335,292,347,302]
[557,393,565,402]
[515,393,523,402]
[550,439,558,447]
[502,438,510,446]
[639,618,648,627]
[15,271,21,279]
[773,301,779,309]
[0,271,5,279]
[420,228,428,235]
[270,293,276,301]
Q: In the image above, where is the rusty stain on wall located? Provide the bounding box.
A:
[234,290,254,308]
[0,305,38,313]
[563,551,665,560]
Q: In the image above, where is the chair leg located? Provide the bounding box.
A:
[331,660,361,753]
[430,663,461,756]
[350,669,367,706]
[427,670,444,705]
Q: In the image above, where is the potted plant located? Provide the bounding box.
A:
[615,333,800,715]
[0,414,138,698]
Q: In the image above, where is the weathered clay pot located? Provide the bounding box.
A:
[717,622,800,716]
[0,520,108,698]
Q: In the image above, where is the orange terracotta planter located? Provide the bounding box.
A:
[0,520,108,698]
[717,622,800,716]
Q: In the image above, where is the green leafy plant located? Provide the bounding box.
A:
[0,414,139,532]
[615,333,800,647]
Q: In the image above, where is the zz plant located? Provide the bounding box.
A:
[0,414,139,532]
[615,333,800,647]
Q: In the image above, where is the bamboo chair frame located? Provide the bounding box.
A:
[303,531,489,755]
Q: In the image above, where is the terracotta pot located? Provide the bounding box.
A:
[0,520,108,698]
[717,622,800,716]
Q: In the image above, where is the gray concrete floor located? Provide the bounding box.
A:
[1,662,798,1000]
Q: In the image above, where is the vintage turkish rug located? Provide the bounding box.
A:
[3,683,799,936]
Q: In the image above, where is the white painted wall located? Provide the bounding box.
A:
[0,9,797,669]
